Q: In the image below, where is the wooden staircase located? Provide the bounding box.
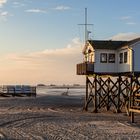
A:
[129,77,140,123]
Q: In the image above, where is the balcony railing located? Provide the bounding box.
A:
[76,62,94,75]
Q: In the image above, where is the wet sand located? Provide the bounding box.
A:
[0,94,140,140]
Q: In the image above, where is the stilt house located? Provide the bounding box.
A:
[77,38,140,75]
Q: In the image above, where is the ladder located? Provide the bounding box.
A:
[129,77,140,123]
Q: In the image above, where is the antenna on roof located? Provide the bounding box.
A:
[78,8,93,44]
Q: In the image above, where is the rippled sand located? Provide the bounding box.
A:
[0,94,140,140]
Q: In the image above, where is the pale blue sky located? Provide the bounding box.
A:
[0,0,140,84]
[0,0,140,53]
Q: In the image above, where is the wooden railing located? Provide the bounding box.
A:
[76,62,94,75]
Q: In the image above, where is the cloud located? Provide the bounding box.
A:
[0,38,84,85]
[25,9,47,13]
[54,5,71,11]
[119,16,136,25]
[109,32,140,41]
[120,16,131,20]
[0,11,11,21]
[126,22,136,25]
[0,11,8,16]
[13,1,25,8]
[9,38,82,60]
[0,0,7,7]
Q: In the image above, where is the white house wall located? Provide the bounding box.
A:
[94,49,117,73]
[83,43,95,62]
[131,41,140,72]
[94,48,132,73]
[117,48,132,73]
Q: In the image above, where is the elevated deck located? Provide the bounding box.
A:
[76,62,94,75]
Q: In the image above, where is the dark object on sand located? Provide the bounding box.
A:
[37,84,46,87]
[61,87,69,96]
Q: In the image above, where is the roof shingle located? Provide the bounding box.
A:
[88,40,127,50]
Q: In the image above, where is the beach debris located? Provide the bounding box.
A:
[0,132,6,139]
[47,108,58,112]
[27,108,32,111]
[61,87,69,96]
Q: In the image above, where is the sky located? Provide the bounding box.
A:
[0,0,140,85]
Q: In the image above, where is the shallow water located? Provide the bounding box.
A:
[36,86,86,96]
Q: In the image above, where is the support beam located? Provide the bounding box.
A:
[84,74,140,123]
[117,76,121,113]
[84,76,88,111]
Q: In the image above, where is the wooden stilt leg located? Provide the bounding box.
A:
[84,76,88,111]
[130,76,135,123]
[131,112,134,123]
[117,76,121,113]
[93,75,98,113]
[107,78,110,111]
[98,77,101,108]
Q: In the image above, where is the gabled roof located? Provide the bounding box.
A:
[127,38,140,46]
[88,40,127,50]
[88,37,140,50]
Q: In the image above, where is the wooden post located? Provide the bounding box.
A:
[94,75,98,113]
[84,76,89,111]
[117,76,121,113]
[125,78,130,116]
[107,77,110,111]
[130,76,134,123]
[98,77,101,108]
[135,77,139,106]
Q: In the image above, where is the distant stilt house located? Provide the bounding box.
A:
[77,38,140,75]
[76,38,140,123]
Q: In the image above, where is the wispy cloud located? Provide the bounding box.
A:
[0,11,8,16]
[13,1,25,8]
[119,15,136,25]
[54,5,71,11]
[109,32,140,41]
[0,11,12,21]
[25,9,47,13]
[126,22,136,25]
[8,38,82,62]
[0,0,7,7]
[120,16,131,20]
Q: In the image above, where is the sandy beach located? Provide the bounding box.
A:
[0,87,140,140]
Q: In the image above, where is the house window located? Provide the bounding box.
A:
[119,53,123,63]
[124,52,127,63]
[100,53,107,63]
[108,53,115,63]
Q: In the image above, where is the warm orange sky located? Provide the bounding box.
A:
[0,38,85,85]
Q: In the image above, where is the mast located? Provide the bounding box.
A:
[85,8,88,43]
[78,8,93,44]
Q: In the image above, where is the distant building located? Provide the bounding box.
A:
[77,38,140,75]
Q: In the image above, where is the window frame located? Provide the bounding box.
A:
[108,53,115,63]
[119,53,123,63]
[124,52,128,63]
[100,53,107,63]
